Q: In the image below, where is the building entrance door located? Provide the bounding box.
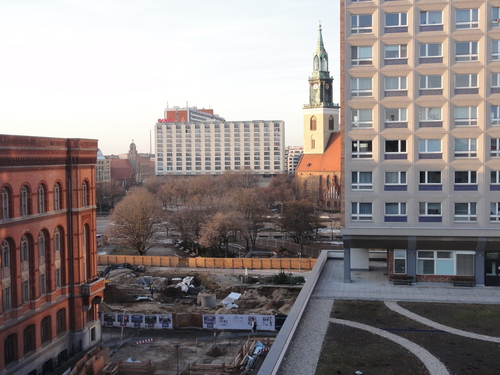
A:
[485,252,500,286]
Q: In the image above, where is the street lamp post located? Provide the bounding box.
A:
[173,344,181,375]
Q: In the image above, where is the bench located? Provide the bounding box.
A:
[390,276,414,285]
[392,279,413,285]
[452,280,475,287]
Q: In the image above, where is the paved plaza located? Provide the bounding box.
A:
[275,259,500,375]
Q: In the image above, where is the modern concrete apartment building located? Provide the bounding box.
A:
[341,0,500,286]
[285,146,303,174]
[155,116,285,176]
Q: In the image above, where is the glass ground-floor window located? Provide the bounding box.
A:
[394,249,406,274]
[417,250,474,275]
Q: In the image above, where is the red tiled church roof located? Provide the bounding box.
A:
[295,132,341,173]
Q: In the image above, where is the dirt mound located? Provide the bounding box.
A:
[206,345,228,357]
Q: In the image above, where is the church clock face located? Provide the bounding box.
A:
[326,84,330,89]
[313,84,318,90]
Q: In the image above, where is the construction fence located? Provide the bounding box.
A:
[98,255,316,271]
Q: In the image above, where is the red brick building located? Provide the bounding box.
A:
[0,135,104,375]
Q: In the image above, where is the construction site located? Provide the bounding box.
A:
[92,264,306,375]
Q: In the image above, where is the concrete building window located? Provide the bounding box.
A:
[41,316,51,343]
[351,140,372,159]
[385,110,407,128]
[311,139,316,149]
[385,12,407,32]
[419,171,442,191]
[351,109,372,128]
[351,171,373,190]
[419,107,442,122]
[419,43,442,62]
[1,187,11,220]
[385,203,407,222]
[454,202,477,222]
[384,44,407,64]
[310,116,317,131]
[384,76,407,96]
[455,41,478,62]
[420,11,443,31]
[23,324,35,354]
[54,182,61,210]
[351,202,372,221]
[351,77,372,97]
[454,138,477,158]
[385,171,406,187]
[351,45,372,66]
[419,75,442,95]
[491,138,500,157]
[394,250,407,274]
[419,139,441,156]
[419,202,441,216]
[4,334,17,365]
[329,115,334,130]
[490,202,500,221]
[491,170,500,186]
[491,106,500,126]
[456,9,478,29]
[417,251,474,276]
[21,185,30,216]
[454,106,477,126]
[455,73,478,91]
[385,140,407,159]
[455,171,477,188]
[493,40,500,61]
[351,14,372,34]
[494,8,500,27]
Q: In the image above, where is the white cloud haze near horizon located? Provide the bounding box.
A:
[0,0,340,155]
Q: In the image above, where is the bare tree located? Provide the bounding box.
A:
[96,180,125,213]
[279,199,319,252]
[200,211,245,257]
[108,187,162,255]
[232,188,269,250]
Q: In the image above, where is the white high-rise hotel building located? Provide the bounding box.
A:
[155,111,285,176]
[341,0,500,286]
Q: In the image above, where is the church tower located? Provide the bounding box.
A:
[303,24,340,154]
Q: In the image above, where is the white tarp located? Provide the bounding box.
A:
[222,292,241,306]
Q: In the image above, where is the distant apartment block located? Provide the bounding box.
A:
[341,0,500,286]
[155,110,285,176]
[285,146,303,174]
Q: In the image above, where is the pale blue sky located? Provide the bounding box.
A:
[0,0,340,155]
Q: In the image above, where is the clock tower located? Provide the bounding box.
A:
[303,24,340,154]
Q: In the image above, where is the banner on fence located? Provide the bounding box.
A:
[100,313,173,329]
[203,314,275,331]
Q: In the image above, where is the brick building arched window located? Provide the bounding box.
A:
[38,231,47,295]
[54,227,62,289]
[38,183,46,213]
[4,334,17,366]
[56,308,66,334]
[54,182,62,210]
[2,239,12,311]
[23,324,35,355]
[41,316,51,343]
[20,185,30,216]
[82,181,89,207]
[21,235,31,303]
[1,187,11,220]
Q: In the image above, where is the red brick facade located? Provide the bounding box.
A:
[0,135,104,375]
